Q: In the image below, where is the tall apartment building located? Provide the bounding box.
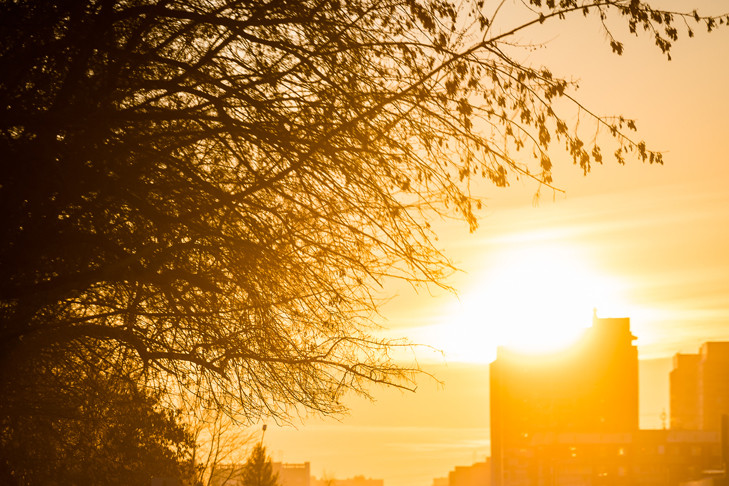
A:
[670,353,701,430]
[671,342,729,432]
[489,315,639,485]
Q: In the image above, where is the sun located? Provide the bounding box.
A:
[425,241,629,362]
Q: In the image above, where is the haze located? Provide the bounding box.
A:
[259,7,729,486]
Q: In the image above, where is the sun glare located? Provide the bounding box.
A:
[425,241,630,363]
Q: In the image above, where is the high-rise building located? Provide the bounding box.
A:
[489,315,639,485]
[670,353,701,430]
[671,342,729,432]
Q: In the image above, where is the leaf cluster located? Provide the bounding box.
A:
[0,0,725,423]
[0,344,194,484]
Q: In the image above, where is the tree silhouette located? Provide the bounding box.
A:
[189,408,256,486]
[0,346,194,484]
[0,0,726,422]
[241,443,279,486]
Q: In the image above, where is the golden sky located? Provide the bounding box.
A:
[260,4,729,486]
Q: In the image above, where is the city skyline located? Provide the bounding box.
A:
[260,323,729,486]
[258,8,729,486]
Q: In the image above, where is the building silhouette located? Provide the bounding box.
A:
[671,353,702,430]
[490,314,639,484]
[210,462,310,486]
[671,342,729,431]
[447,459,490,486]
[489,314,725,486]
[274,462,311,486]
[212,463,387,486]
[311,475,384,486]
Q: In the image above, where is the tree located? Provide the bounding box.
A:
[190,408,256,486]
[241,443,279,486]
[0,0,726,422]
[0,345,195,485]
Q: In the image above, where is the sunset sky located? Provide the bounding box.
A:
[259,3,729,486]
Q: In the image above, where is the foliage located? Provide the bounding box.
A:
[0,345,194,485]
[241,443,279,486]
[0,0,726,423]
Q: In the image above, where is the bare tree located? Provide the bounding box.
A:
[0,0,725,422]
[191,408,256,486]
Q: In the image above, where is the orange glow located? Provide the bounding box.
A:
[421,239,631,362]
